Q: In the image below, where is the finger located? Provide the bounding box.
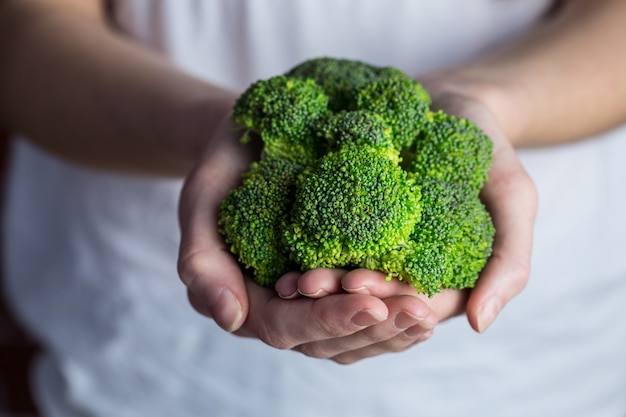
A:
[179,245,247,332]
[467,137,538,333]
[274,271,303,299]
[292,295,437,360]
[178,139,252,332]
[295,268,348,297]
[331,329,434,365]
[275,268,347,300]
[341,268,419,297]
[237,278,390,350]
[341,269,466,323]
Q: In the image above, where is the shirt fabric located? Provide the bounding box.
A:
[3,1,626,416]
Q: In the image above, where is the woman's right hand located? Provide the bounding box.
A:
[177,113,439,364]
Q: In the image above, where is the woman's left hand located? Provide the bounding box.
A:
[276,91,538,334]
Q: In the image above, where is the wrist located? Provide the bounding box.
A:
[162,87,239,172]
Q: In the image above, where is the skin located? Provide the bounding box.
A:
[1,0,625,365]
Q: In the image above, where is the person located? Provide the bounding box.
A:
[0,0,625,416]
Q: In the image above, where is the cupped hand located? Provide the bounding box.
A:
[177,111,438,364]
[429,91,538,332]
[276,91,538,334]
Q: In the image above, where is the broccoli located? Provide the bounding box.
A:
[285,143,421,270]
[288,57,431,150]
[287,57,383,111]
[219,56,494,296]
[378,179,495,295]
[317,110,399,162]
[232,75,329,165]
[355,74,431,150]
[218,157,302,286]
[406,111,493,193]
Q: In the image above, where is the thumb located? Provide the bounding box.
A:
[179,245,248,332]
[177,152,251,332]
[466,140,537,333]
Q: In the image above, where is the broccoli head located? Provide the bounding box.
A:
[285,144,421,270]
[407,111,493,192]
[218,157,302,286]
[286,57,383,111]
[232,75,329,164]
[220,56,494,294]
[355,73,431,150]
[316,110,399,162]
[380,179,495,296]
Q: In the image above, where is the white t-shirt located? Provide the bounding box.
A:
[4,1,626,416]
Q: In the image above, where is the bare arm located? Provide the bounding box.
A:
[424,0,626,147]
[0,0,235,175]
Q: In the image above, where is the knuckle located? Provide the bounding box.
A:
[489,252,531,296]
[506,258,531,295]
[177,251,206,288]
[315,312,351,339]
[254,321,295,351]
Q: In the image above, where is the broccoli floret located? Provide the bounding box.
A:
[287,57,383,111]
[218,157,302,286]
[285,144,421,270]
[381,179,494,296]
[316,110,399,162]
[232,75,329,165]
[407,111,493,192]
[355,75,431,150]
[221,57,495,293]
[287,57,431,140]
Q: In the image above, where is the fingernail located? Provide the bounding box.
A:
[477,298,501,333]
[298,288,330,298]
[210,288,243,332]
[406,327,434,339]
[418,318,437,330]
[395,312,436,331]
[394,312,420,330]
[342,285,371,295]
[351,309,387,327]
[278,289,299,300]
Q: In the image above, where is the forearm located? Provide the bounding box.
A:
[423,0,626,148]
[0,0,235,176]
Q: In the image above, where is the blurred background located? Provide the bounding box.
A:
[0,131,39,416]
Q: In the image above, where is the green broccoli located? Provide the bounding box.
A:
[232,75,329,165]
[378,179,495,295]
[220,56,495,296]
[286,57,383,111]
[288,57,431,150]
[317,110,399,162]
[355,74,431,150]
[407,111,493,193]
[218,157,302,286]
[285,143,422,270]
